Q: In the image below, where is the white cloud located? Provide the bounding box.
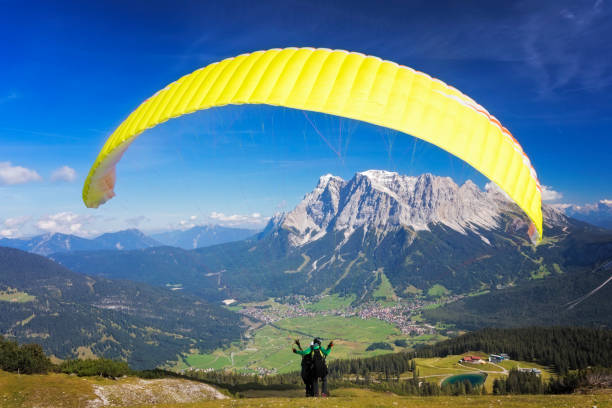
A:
[0,162,42,185]
[4,216,30,228]
[0,216,31,238]
[551,203,573,211]
[552,198,612,215]
[0,229,16,238]
[209,211,268,226]
[178,219,196,229]
[35,212,94,236]
[50,165,76,182]
[541,185,563,201]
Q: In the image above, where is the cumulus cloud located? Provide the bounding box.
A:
[556,199,612,214]
[173,215,199,230]
[50,165,76,182]
[35,212,94,236]
[0,162,42,185]
[0,216,30,238]
[541,185,563,201]
[209,211,268,226]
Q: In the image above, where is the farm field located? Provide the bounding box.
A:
[177,315,413,373]
[0,289,35,303]
[303,294,356,311]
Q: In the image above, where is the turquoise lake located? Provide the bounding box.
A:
[442,373,487,387]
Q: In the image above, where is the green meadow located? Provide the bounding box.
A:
[179,315,410,373]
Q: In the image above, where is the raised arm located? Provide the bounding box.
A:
[293,346,312,356]
[321,341,334,356]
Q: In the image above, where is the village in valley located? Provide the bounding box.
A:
[173,294,470,375]
[232,294,453,337]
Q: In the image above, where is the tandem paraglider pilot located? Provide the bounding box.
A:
[293,337,333,397]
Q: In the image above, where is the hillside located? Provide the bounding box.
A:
[0,370,227,407]
[424,258,612,329]
[0,247,244,369]
[1,372,609,408]
[1,370,609,408]
[2,327,611,407]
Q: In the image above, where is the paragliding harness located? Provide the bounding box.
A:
[310,344,328,378]
[301,350,314,373]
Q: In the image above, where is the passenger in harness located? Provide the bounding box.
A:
[293,339,314,396]
[293,337,334,397]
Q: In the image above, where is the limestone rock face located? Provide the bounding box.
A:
[274,170,565,247]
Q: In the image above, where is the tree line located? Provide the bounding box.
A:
[415,327,612,374]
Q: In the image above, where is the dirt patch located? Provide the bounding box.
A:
[87,378,227,407]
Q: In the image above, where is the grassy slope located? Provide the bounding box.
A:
[1,372,610,408]
[96,389,612,408]
[0,370,227,408]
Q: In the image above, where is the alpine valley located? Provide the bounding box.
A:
[3,170,612,372]
[53,171,612,325]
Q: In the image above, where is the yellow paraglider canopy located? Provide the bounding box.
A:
[83,47,543,241]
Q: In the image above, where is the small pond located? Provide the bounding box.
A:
[442,373,487,387]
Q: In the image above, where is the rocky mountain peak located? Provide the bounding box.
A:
[278,170,508,247]
[273,170,571,248]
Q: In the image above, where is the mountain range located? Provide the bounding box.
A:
[54,171,612,312]
[0,229,161,256]
[151,225,257,249]
[0,247,244,369]
[0,225,258,256]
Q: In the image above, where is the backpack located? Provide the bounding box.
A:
[311,347,328,378]
[301,353,314,380]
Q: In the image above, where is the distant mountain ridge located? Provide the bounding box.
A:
[152,225,257,249]
[54,171,612,318]
[0,225,258,255]
[0,229,161,256]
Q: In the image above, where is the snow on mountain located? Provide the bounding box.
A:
[276,170,565,247]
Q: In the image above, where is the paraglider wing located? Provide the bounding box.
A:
[83,47,543,241]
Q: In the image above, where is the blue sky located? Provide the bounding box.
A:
[1,0,611,237]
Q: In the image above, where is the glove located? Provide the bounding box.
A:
[327,341,334,348]
[292,348,297,353]
[294,339,301,346]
